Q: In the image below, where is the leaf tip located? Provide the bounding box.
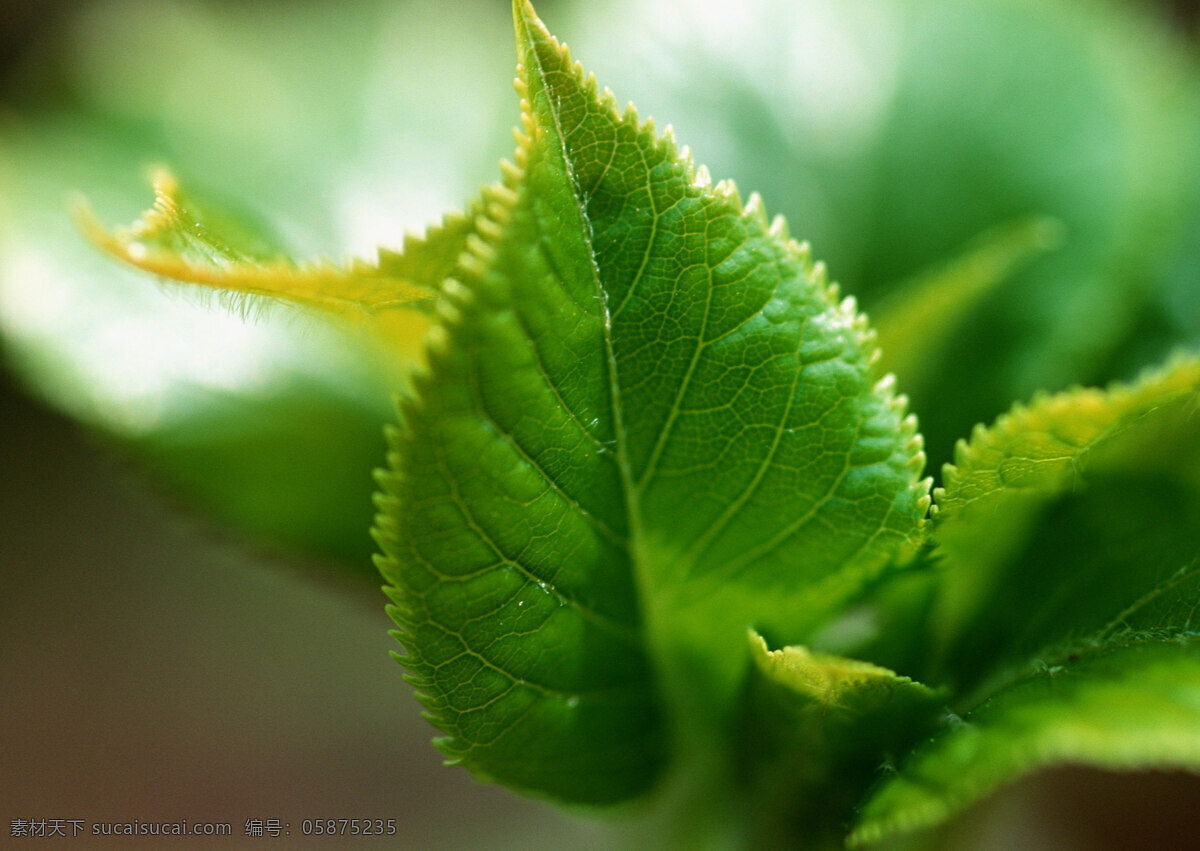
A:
[512,0,543,36]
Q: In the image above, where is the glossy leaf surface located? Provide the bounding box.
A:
[373,1,929,804]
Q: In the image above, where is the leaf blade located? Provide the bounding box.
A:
[926,355,1200,688]
[850,640,1200,846]
[378,1,930,803]
[935,355,1200,518]
[738,630,944,846]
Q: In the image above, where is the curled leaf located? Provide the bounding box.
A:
[76,168,461,363]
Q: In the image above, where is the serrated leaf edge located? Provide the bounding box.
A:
[79,168,447,316]
[934,352,1200,519]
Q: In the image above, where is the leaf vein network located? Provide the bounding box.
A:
[433,441,638,642]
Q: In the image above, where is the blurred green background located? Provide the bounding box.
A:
[3,0,1200,846]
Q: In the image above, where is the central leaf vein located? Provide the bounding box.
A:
[522,34,647,624]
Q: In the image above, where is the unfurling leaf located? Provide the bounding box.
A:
[747,630,939,721]
[738,630,944,845]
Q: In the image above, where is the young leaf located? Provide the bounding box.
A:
[936,354,1200,517]
[373,0,930,805]
[37,166,487,567]
[849,355,1200,844]
[45,166,492,568]
[746,630,939,723]
[77,168,458,361]
[739,630,943,844]
[926,355,1200,687]
[850,640,1200,846]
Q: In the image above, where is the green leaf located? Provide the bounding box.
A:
[849,355,1200,843]
[935,355,1200,518]
[850,640,1200,846]
[746,630,938,724]
[373,0,929,804]
[0,143,456,569]
[79,169,477,564]
[739,630,943,845]
[925,355,1200,688]
[79,169,454,355]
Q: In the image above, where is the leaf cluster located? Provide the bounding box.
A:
[2,0,1200,847]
